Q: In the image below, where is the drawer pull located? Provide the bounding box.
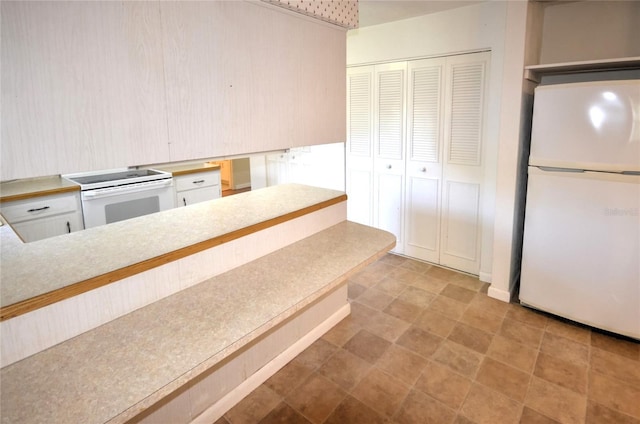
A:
[27,206,50,213]
[183,197,187,206]
[192,180,205,184]
[67,221,71,233]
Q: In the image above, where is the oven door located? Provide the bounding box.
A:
[80,179,175,229]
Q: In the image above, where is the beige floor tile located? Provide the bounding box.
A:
[500,319,544,349]
[400,260,433,274]
[361,309,412,342]
[431,340,483,379]
[349,302,380,327]
[396,326,444,359]
[356,288,395,311]
[374,277,409,297]
[413,309,457,338]
[589,371,640,419]
[448,323,494,354]
[544,319,591,345]
[414,361,472,409]
[394,389,456,424]
[383,298,422,323]
[388,267,422,284]
[533,352,588,395]
[264,360,314,397]
[379,253,407,267]
[426,266,461,282]
[347,282,367,300]
[349,269,387,288]
[590,331,640,361]
[486,334,538,373]
[323,395,388,424]
[343,329,391,364]
[460,383,521,424]
[468,293,510,317]
[258,402,311,424]
[396,286,436,308]
[375,345,429,387]
[409,275,449,294]
[294,338,337,370]
[351,368,410,417]
[519,407,561,423]
[459,303,504,334]
[225,385,282,424]
[321,315,361,347]
[506,306,549,329]
[585,401,640,424]
[476,357,530,402]
[428,295,468,320]
[317,349,372,391]
[285,374,346,424]
[524,376,587,424]
[446,273,486,292]
[440,284,476,304]
[590,347,640,387]
[540,332,589,364]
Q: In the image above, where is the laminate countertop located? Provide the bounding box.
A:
[0,184,345,310]
[0,175,79,203]
[153,162,221,176]
[0,221,395,424]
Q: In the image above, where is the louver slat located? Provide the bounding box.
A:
[448,63,484,165]
[348,73,372,156]
[410,67,441,163]
[377,71,403,160]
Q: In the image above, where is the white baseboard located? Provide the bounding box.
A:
[478,271,492,283]
[233,182,251,190]
[487,286,511,303]
[191,303,351,424]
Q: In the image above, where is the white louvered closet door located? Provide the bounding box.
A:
[440,52,489,274]
[404,58,445,263]
[346,66,375,226]
[373,62,407,253]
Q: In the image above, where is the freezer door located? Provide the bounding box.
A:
[520,167,640,339]
[530,80,640,172]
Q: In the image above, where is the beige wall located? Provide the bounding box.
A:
[540,0,640,64]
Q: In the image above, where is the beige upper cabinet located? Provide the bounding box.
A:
[1,1,347,181]
[160,1,346,163]
[1,2,170,180]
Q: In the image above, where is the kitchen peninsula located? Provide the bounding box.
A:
[0,184,395,423]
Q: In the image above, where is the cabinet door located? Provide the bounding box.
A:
[439,52,489,274]
[373,63,406,253]
[160,1,346,162]
[178,187,220,207]
[12,212,83,242]
[1,2,170,180]
[266,153,289,186]
[346,66,374,226]
[404,58,445,263]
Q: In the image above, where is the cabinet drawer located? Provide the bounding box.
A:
[174,171,220,192]
[1,193,80,223]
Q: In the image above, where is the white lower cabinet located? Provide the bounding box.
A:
[0,192,84,242]
[347,52,489,275]
[174,170,221,207]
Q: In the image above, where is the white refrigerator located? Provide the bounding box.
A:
[520,79,640,340]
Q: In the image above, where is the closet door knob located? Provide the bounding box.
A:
[386,164,392,169]
[421,167,427,172]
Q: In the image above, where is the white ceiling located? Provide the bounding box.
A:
[358,0,486,28]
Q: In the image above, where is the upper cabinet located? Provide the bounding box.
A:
[1,1,347,181]
[1,2,170,180]
[160,1,346,162]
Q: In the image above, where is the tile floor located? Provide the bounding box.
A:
[217,254,640,424]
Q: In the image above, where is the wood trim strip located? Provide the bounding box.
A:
[0,194,347,321]
[0,185,80,203]
[169,165,221,177]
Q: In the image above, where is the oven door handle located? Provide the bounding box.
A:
[82,179,173,200]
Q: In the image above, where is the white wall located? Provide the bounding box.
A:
[347,1,509,286]
[540,0,640,64]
